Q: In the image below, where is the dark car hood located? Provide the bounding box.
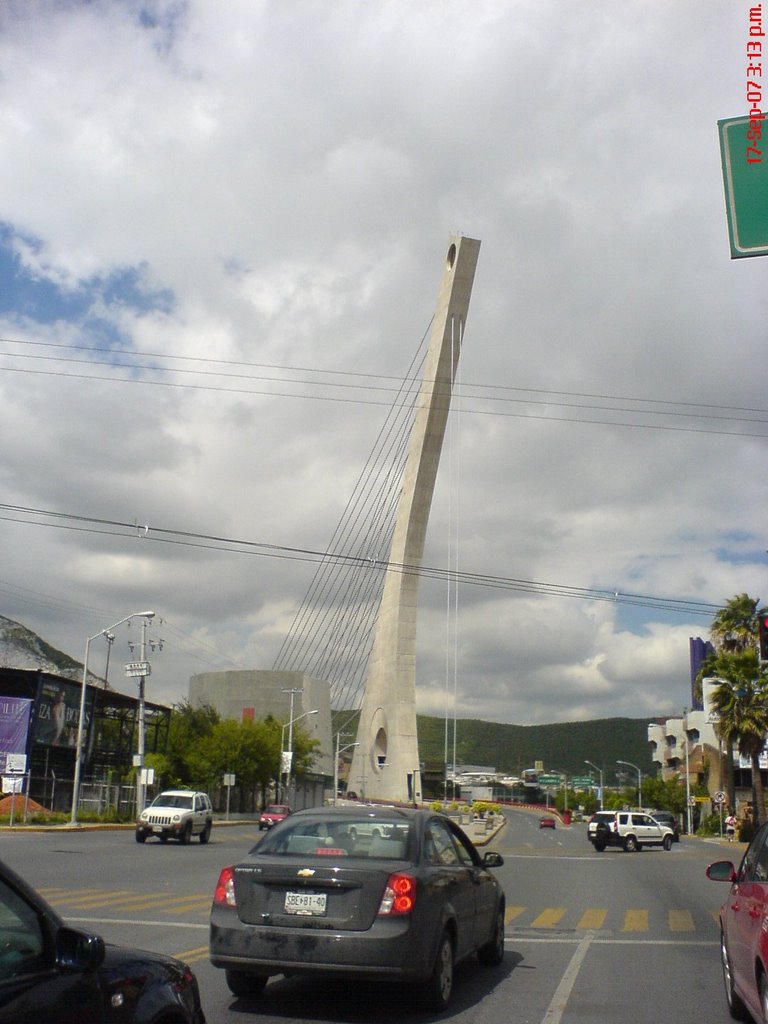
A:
[100,942,187,981]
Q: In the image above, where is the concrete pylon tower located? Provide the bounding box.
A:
[348,236,481,803]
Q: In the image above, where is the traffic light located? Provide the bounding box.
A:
[759,615,768,661]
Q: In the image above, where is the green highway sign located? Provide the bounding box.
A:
[718,114,768,258]
[538,774,562,785]
[571,776,595,788]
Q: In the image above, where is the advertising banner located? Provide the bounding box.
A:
[34,679,86,749]
[0,696,32,773]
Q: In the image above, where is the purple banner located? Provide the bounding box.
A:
[0,696,32,773]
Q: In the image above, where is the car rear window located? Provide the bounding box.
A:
[255,818,412,860]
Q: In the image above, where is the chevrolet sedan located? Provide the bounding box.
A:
[210,806,506,1010]
[707,819,768,1022]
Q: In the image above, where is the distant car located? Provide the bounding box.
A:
[259,803,292,830]
[647,809,680,842]
[591,811,674,852]
[0,856,205,1023]
[210,805,506,1011]
[707,819,768,1022]
[539,816,556,829]
[136,790,212,844]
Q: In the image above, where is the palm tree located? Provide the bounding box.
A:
[708,649,768,825]
[710,593,765,651]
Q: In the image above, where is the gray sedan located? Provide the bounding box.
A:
[209,805,506,1010]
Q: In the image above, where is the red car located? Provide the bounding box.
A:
[539,816,556,829]
[259,804,292,830]
[707,819,768,1021]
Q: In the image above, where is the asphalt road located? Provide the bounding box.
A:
[0,810,740,1024]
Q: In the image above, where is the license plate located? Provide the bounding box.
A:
[284,891,327,915]
[153,825,164,832]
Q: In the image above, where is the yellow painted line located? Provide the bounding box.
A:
[158,900,210,913]
[173,945,209,964]
[669,909,695,932]
[531,907,566,928]
[505,906,526,923]
[577,908,607,930]
[623,909,648,931]
[47,890,138,906]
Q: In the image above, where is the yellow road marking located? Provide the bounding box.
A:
[577,908,607,930]
[173,945,209,964]
[669,909,695,931]
[531,907,566,928]
[505,906,526,923]
[623,909,648,931]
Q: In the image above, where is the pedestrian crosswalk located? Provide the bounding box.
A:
[504,904,718,933]
[38,887,212,917]
[37,886,720,935]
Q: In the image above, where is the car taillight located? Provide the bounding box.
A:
[213,866,237,907]
[377,873,416,916]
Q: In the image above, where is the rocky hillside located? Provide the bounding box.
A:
[0,615,84,680]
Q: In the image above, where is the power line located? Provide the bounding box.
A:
[0,503,722,618]
[1,336,768,437]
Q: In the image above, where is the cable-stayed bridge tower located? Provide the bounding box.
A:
[348,236,481,803]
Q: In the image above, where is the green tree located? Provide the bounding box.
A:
[711,593,764,652]
[150,700,220,790]
[709,649,768,825]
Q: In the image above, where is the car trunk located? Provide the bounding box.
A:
[232,860,398,931]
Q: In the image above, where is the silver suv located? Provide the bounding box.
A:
[591,810,674,852]
[136,790,213,845]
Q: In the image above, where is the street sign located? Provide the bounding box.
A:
[538,774,562,785]
[718,115,768,257]
[125,661,151,677]
[5,754,26,774]
[688,795,697,807]
[571,776,594,788]
[714,791,726,804]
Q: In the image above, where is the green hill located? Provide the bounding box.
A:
[333,711,655,777]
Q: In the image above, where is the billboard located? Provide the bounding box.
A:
[34,679,86,749]
[0,696,32,773]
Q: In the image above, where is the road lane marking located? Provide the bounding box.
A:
[577,908,607,929]
[505,906,526,923]
[541,931,595,1024]
[622,909,648,931]
[172,945,209,964]
[532,908,567,928]
[669,909,695,931]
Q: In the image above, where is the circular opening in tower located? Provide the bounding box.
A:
[446,243,456,269]
[373,727,388,771]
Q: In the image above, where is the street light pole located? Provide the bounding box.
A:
[554,768,568,812]
[617,759,643,810]
[584,759,604,810]
[334,733,359,805]
[280,707,318,803]
[70,610,155,826]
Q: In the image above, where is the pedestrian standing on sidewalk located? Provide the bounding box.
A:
[726,812,737,842]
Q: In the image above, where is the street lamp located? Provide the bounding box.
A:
[553,768,569,813]
[333,733,359,805]
[70,610,155,825]
[617,759,643,810]
[280,709,318,801]
[584,759,604,810]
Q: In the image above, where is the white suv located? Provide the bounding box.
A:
[591,810,674,852]
[136,790,213,845]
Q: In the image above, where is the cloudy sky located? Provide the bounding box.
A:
[0,0,766,727]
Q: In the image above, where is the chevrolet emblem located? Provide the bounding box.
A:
[297,868,315,877]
